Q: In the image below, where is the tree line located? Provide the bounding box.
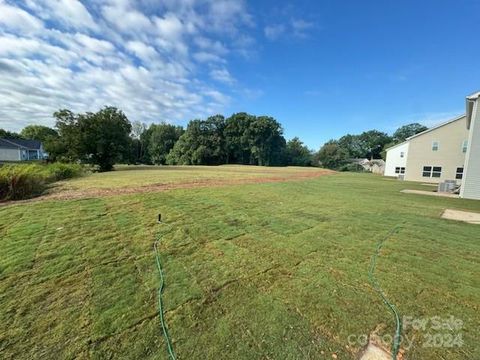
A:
[1,106,427,172]
[1,107,313,171]
[315,123,427,170]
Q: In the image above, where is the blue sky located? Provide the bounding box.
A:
[0,0,479,149]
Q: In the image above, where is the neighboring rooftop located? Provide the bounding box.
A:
[0,138,42,150]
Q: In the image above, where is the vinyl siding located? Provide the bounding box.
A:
[384,142,409,177]
[461,100,480,199]
[0,148,21,161]
[404,116,468,183]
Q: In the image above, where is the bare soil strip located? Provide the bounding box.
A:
[2,169,334,205]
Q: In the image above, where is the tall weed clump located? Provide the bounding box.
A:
[43,163,84,181]
[0,163,84,201]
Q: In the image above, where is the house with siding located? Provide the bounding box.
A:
[462,92,480,199]
[385,91,480,200]
[0,138,46,161]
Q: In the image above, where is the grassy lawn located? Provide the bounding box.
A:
[0,167,479,359]
[56,165,327,190]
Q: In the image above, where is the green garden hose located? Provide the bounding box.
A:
[368,226,403,360]
[154,231,177,360]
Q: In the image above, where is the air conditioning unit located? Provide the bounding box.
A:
[438,180,457,193]
[397,175,405,180]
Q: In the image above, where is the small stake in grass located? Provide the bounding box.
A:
[158,213,162,223]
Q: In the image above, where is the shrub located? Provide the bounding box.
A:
[0,164,46,200]
[0,163,84,201]
[43,163,84,181]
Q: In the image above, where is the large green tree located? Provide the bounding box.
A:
[51,109,81,161]
[224,113,256,164]
[52,107,132,171]
[286,137,313,166]
[337,130,391,160]
[167,115,226,165]
[0,129,23,139]
[147,123,184,164]
[358,130,392,159]
[392,123,428,142]
[248,116,286,166]
[20,125,58,142]
[316,140,349,169]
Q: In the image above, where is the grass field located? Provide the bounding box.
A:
[0,166,479,359]
[56,165,328,190]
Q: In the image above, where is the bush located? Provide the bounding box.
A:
[339,163,367,172]
[0,163,84,201]
[43,163,84,181]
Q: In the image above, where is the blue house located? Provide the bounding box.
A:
[0,138,46,161]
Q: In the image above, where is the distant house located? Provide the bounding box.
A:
[351,158,385,174]
[384,91,480,200]
[0,138,46,161]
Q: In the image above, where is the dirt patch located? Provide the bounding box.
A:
[1,169,334,205]
[441,209,480,224]
[358,325,405,360]
[360,343,392,360]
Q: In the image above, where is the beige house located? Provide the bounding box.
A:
[385,91,480,200]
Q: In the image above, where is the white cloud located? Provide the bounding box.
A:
[210,68,235,84]
[291,18,314,38]
[0,1,44,33]
[389,111,464,132]
[23,0,97,30]
[264,24,285,40]
[155,13,184,39]
[0,0,256,131]
[125,40,158,62]
[194,36,228,55]
[102,4,153,33]
[193,51,225,63]
[264,18,315,41]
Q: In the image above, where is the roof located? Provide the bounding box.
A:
[466,91,480,100]
[405,114,466,141]
[466,91,480,129]
[0,138,42,150]
[385,114,466,152]
[384,140,409,152]
[0,139,19,149]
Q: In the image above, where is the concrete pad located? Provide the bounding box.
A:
[401,189,459,198]
[442,209,480,224]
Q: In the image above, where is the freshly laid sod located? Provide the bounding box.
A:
[0,167,479,359]
[56,165,327,190]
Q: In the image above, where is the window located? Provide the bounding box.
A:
[422,166,442,178]
[432,141,439,151]
[456,167,464,180]
[432,166,442,178]
[462,140,468,153]
[400,152,404,158]
[395,167,405,174]
[422,166,432,177]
